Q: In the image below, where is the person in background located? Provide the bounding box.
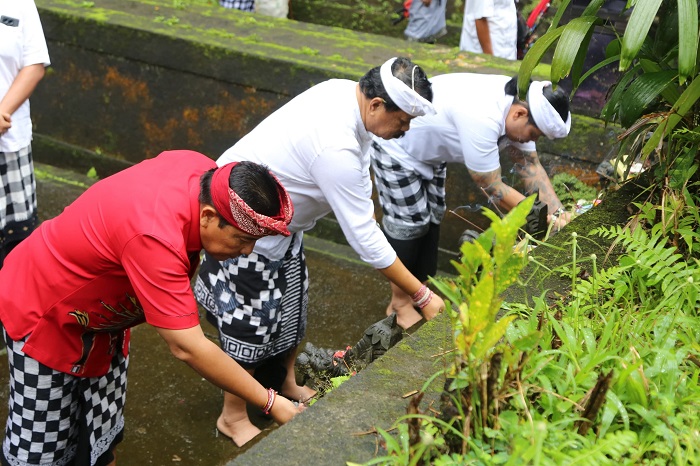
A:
[0,151,302,465]
[460,0,518,60]
[255,0,289,18]
[0,0,50,268]
[219,0,288,18]
[195,57,446,447]
[219,0,254,13]
[371,74,572,328]
[404,0,447,44]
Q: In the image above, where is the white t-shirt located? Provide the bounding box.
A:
[374,73,535,179]
[460,0,517,60]
[218,79,397,269]
[0,0,50,152]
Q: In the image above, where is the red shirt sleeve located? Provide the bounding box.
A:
[121,234,200,330]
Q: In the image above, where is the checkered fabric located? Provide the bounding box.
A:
[2,334,128,466]
[219,0,254,11]
[370,142,447,240]
[194,238,308,368]
[0,146,38,254]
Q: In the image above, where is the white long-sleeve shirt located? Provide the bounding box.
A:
[218,79,397,269]
[374,73,535,180]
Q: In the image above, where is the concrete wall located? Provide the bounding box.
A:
[32,0,617,268]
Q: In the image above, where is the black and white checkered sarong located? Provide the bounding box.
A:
[0,146,38,260]
[2,334,127,466]
[219,0,254,11]
[370,142,447,240]
[194,239,308,368]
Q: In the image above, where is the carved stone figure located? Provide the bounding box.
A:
[344,312,403,365]
[296,313,404,383]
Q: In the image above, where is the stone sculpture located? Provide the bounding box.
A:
[296,312,404,383]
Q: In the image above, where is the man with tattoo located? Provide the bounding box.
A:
[370,73,571,328]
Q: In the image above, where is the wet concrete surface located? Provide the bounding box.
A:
[0,163,400,465]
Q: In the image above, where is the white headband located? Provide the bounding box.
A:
[527,81,571,140]
[379,57,436,117]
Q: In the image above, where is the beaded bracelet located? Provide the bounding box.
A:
[262,388,277,415]
[411,285,433,309]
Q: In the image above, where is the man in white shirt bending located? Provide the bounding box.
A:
[194,57,446,447]
[371,73,572,328]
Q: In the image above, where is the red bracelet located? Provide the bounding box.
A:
[411,285,433,309]
[416,291,434,309]
[411,284,428,302]
[262,388,276,414]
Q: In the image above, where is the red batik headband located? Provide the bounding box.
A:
[211,162,293,237]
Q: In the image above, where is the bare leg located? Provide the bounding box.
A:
[217,368,262,447]
[386,282,422,329]
[280,347,316,403]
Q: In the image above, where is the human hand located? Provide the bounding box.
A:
[0,112,11,136]
[270,394,304,425]
[549,209,572,233]
[421,292,445,321]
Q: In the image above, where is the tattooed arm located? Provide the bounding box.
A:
[467,166,524,215]
[470,147,571,230]
[502,146,571,229]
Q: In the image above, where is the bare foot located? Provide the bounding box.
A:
[216,414,261,447]
[281,383,317,403]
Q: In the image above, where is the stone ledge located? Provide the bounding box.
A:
[231,312,453,465]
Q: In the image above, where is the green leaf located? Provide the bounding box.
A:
[677,0,699,83]
[581,0,607,17]
[330,375,351,389]
[512,330,542,351]
[495,255,526,294]
[577,54,620,93]
[430,277,461,306]
[518,26,565,97]
[551,17,601,84]
[600,64,639,121]
[671,74,700,117]
[549,0,574,29]
[472,315,516,360]
[606,37,621,58]
[569,20,599,88]
[642,76,700,157]
[466,274,495,335]
[638,59,682,103]
[618,69,677,127]
[620,0,663,71]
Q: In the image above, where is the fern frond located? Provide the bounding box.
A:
[563,430,638,465]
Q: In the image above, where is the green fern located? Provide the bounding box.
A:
[560,430,638,465]
[588,225,700,315]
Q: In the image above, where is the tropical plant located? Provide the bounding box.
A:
[354,3,700,464]
[356,200,700,465]
[518,0,699,191]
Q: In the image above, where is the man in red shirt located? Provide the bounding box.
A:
[0,150,300,466]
